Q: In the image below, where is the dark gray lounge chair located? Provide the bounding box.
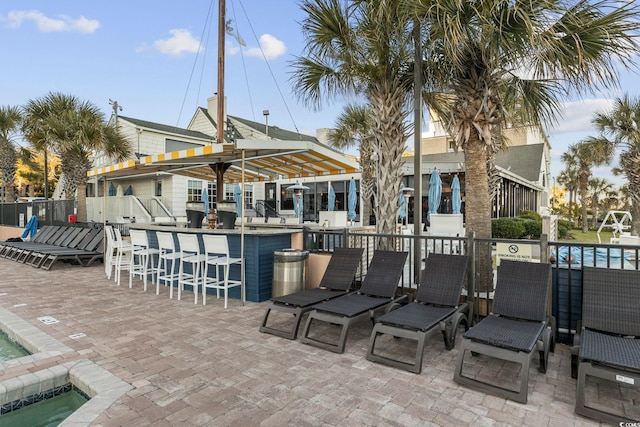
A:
[453,260,553,404]
[0,225,56,257]
[367,253,469,373]
[260,247,364,339]
[300,250,408,354]
[1,226,65,261]
[572,266,640,424]
[36,228,104,270]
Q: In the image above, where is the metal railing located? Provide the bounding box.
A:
[302,227,640,344]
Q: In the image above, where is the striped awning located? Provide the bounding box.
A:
[88,139,360,182]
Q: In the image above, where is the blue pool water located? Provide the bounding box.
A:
[553,246,632,268]
[0,332,29,362]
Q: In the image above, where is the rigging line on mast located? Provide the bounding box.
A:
[176,0,216,127]
[237,0,302,138]
[230,0,256,123]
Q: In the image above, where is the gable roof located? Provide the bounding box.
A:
[229,115,318,142]
[119,115,213,141]
[405,143,545,185]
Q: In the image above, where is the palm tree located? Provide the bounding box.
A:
[291,0,420,241]
[327,104,376,226]
[557,167,579,220]
[562,140,614,232]
[23,92,130,222]
[587,177,614,228]
[0,105,22,202]
[590,94,640,233]
[410,0,639,239]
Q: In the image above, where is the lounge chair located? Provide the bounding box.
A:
[23,227,91,267]
[0,225,56,257]
[300,250,408,354]
[453,260,553,404]
[572,266,640,423]
[366,253,469,373]
[1,226,67,261]
[27,228,104,270]
[260,247,364,339]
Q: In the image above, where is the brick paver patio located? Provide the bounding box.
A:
[0,258,618,426]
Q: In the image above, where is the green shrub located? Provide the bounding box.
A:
[492,218,526,239]
[517,218,542,239]
[557,223,570,239]
[518,209,542,222]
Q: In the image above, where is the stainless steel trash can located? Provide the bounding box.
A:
[272,249,309,297]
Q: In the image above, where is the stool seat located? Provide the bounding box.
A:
[156,232,181,296]
[177,233,207,303]
[202,235,243,308]
[129,230,159,291]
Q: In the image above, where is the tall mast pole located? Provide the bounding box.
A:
[217,0,225,147]
[215,0,227,202]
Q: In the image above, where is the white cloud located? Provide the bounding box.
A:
[152,29,202,56]
[548,98,614,134]
[3,10,99,33]
[244,34,286,60]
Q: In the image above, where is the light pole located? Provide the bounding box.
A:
[371,151,380,232]
[263,110,270,137]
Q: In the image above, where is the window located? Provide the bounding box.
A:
[187,180,203,202]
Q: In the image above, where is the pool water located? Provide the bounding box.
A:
[0,331,29,361]
[0,389,88,427]
[554,246,632,268]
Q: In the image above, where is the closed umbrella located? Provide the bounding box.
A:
[451,174,461,214]
[347,178,357,221]
[428,168,442,219]
[398,189,407,221]
[201,187,209,217]
[124,185,133,196]
[328,183,335,211]
[108,183,116,196]
[20,215,38,241]
[234,184,242,217]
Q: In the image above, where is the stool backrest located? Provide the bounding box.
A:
[156,232,176,252]
[202,235,229,257]
[177,233,200,255]
[129,229,149,248]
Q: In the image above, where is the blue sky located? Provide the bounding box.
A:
[1,1,639,187]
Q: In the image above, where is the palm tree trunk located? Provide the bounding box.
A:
[76,182,87,223]
[464,135,492,293]
[368,81,410,249]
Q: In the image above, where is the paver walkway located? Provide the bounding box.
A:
[0,258,617,426]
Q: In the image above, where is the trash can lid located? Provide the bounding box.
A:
[274,248,309,258]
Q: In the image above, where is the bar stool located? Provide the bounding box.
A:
[176,233,207,303]
[104,225,116,279]
[129,230,159,291]
[156,232,181,296]
[113,228,133,287]
[202,235,243,308]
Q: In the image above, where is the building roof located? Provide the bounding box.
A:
[409,144,544,184]
[119,115,214,141]
[229,115,318,143]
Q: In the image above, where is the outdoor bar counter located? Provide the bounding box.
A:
[128,224,302,302]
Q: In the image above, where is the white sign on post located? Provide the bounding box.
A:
[495,242,533,266]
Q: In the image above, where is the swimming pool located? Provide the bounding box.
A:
[0,331,29,362]
[553,246,634,269]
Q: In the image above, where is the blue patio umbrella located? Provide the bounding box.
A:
[451,175,461,214]
[108,182,116,196]
[234,184,242,217]
[328,183,335,211]
[347,178,357,221]
[124,185,133,196]
[428,168,442,218]
[20,215,38,240]
[201,187,209,216]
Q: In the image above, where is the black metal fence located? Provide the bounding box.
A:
[0,200,76,227]
[302,227,640,344]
